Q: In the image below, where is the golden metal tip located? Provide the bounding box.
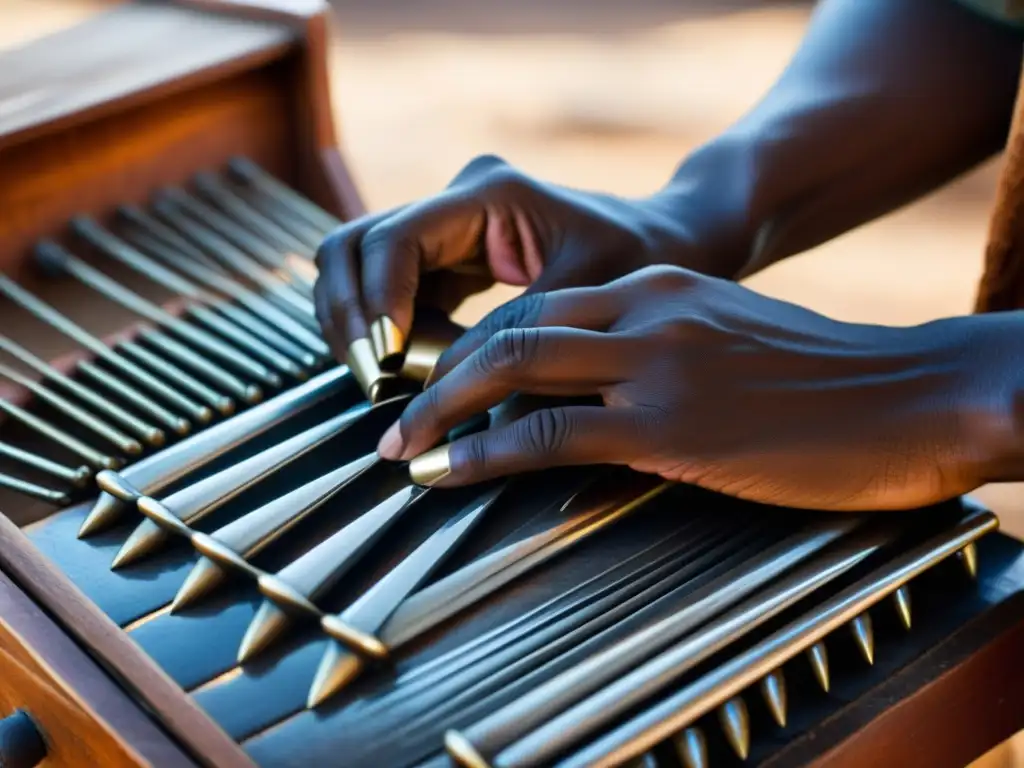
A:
[807,642,830,693]
[674,727,708,768]
[958,542,978,580]
[171,557,230,613]
[111,519,171,569]
[760,669,788,728]
[370,316,406,370]
[346,338,384,401]
[242,385,263,405]
[444,730,491,768]
[306,641,366,709]
[850,613,875,665]
[718,697,750,760]
[237,600,292,664]
[143,427,166,448]
[78,494,126,538]
[409,444,452,487]
[320,615,389,659]
[893,585,912,631]
[366,373,401,405]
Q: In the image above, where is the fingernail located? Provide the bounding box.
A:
[377,421,404,460]
[345,338,383,400]
[370,316,405,370]
[409,444,452,487]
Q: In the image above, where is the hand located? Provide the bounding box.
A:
[377,265,1006,511]
[313,155,704,363]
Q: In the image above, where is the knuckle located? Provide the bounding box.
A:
[477,327,541,376]
[517,408,572,456]
[315,223,359,269]
[480,293,545,337]
[476,165,532,198]
[451,154,509,185]
[630,264,697,293]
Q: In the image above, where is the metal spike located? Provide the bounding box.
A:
[806,642,830,692]
[306,641,366,709]
[75,359,190,438]
[171,556,231,613]
[850,613,874,665]
[718,697,750,760]
[0,398,120,471]
[237,600,292,664]
[892,585,912,630]
[760,669,788,728]
[0,441,91,488]
[0,472,70,505]
[958,542,978,580]
[673,727,708,768]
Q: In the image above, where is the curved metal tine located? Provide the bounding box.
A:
[455,516,872,766]
[228,157,341,235]
[175,452,381,611]
[239,484,431,663]
[0,361,142,457]
[0,441,91,488]
[79,365,355,537]
[554,510,999,768]
[0,274,209,428]
[194,172,315,257]
[74,218,316,372]
[151,199,317,321]
[36,242,282,389]
[76,360,191,439]
[381,478,672,649]
[162,187,313,291]
[125,230,328,358]
[309,483,506,706]
[117,396,400,568]
[115,336,239,415]
[0,471,70,505]
[0,335,165,448]
[0,398,119,471]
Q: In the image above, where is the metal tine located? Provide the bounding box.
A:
[114,336,238,415]
[239,484,431,664]
[958,541,978,579]
[79,365,354,537]
[194,172,315,257]
[0,441,91,488]
[718,697,751,761]
[673,728,708,768]
[455,518,879,768]
[0,335,165,448]
[848,613,874,665]
[124,228,328,358]
[27,244,251,409]
[117,397,395,568]
[552,509,999,768]
[806,642,830,693]
[381,479,672,649]
[229,181,327,251]
[308,484,505,707]
[759,669,787,728]
[75,360,190,439]
[0,360,142,457]
[36,242,282,390]
[0,274,208,429]
[174,452,380,611]
[0,471,70,506]
[74,219,315,373]
[162,187,314,291]
[892,585,912,630]
[151,198,317,321]
[0,398,120,470]
[228,157,341,235]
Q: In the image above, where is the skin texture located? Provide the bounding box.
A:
[316,0,1024,509]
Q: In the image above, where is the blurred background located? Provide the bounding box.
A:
[2,0,1021,764]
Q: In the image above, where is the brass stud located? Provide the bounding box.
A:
[718,696,750,760]
[760,669,788,728]
[893,585,912,631]
[850,613,875,665]
[806,642,830,693]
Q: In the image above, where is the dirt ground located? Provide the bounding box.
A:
[3,1,1023,764]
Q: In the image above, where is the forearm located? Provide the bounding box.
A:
[652,0,1023,280]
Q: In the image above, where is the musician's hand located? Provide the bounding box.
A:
[377,265,1010,511]
[313,155,705,361]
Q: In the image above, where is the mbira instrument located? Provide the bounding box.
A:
[0,3,1022,768]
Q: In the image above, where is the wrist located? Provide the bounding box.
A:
[641,132,761,280]
[939,313,1024,486]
